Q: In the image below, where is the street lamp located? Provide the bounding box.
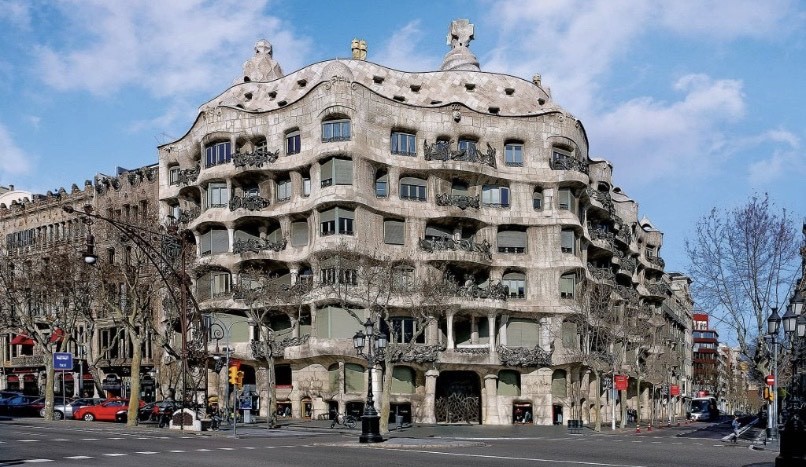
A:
[207,315,254,435]
[352,317,387,443]
[767,307,781,441]
[776,294,805,467]
[62,204,205,428]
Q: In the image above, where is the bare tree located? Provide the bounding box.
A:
[686,194,800,382]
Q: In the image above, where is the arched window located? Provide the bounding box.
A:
[502,271,526,299]
[322,118,351,143]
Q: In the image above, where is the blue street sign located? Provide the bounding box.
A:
[53,352,73,371]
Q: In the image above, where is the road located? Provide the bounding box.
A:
[0,418,777,466]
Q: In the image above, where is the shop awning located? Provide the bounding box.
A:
[49,328,65,343]
[10,334,34,346]
[22,374,36,383]
[60,373,74,381]
[6,375,19,383]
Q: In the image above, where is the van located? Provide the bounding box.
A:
[689,396,718,421]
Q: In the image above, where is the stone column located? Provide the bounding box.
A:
[487,313,497,353]
[498,314,509,346]
[427,315,439,345]
[423,369,439,423]
[470,315,478,344]
[484,374,500,425]
[446,311,455,349]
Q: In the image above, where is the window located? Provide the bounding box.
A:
[319,207,354,236]
[389,318,425,344]
[321,266,357,285]
[558,188,576,213]
[392,265,414,291]
[200,228,229,255]
[532,189,543,210]
[384,219,405,245]
[561,229,576,254]
[321,119,351,142]
[375,170,388,198]
[551,370,567,397]
[290,221,309,247]
[210,272,231,297]
[316,306,363,339]
[451,180,469,196]
[392,366,416,394]
[302,177,311,197]
[320,157,353,187]
[169,166,180,185]
[243,183,259,198]
[505,143,523,166]
[424,225,452,241]
[286,130,301,154]
[502,271,526,299]
[391,132,416,156]
[560,273,576,299]
[276,179,292,202]
[482,185,510,207]
[206,182,229,208]
[400,176,427,201]
[497,229,526,253]
[458,138,477,155]
[205,141,232,167]
[506,318,540,348]
[498,370,521,396]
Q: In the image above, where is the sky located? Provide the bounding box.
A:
[0,0,804,281]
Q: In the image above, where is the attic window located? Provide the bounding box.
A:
[373,75,385,84]
[488,106,500,114]
[244,77,251,83]
[278,100,287,107]
[504,87,515,96]
[268,91,277,99]
[538,98,546,105]
[244,92,253,101]
[410,84,421,92]
[464,83,476,91]
[393,95,405,102]
[297,79,307,87]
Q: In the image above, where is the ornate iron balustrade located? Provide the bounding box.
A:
[176,165,200,186]
[454,346,489,355]
[443,278,508,300]
[435,193,480,210]
[588,265,616,284]
[232,148,280,168]
[419,237,492,260]
[586,188,615,214]
[10,355,45,366]
[616,284,639,302]
[587,223,615,249]
[615,226,633,245]
[232,237,287,254]
[423,140,496,168]
[646,282,670,297]
[176,208,200,225]
[647,255,665,269]
[497,345,552,367]
[229,195,271,211]
[620,256,637,274]
[551,153,589,174]
[385,343,444,363]
[250,334,311,358]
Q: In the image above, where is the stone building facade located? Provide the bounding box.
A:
[158,20,692,425]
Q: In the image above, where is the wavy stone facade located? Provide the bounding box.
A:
[158,21,691,425]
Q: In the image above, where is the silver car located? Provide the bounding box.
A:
[40,397,103,420]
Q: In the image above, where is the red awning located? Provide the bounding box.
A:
[6,375,19,383]
[49,328,65,343]
[60,373,74,381]
[10,334,34,346]
[22,374,35,382]
[83,373,94,381]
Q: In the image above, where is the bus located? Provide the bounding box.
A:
[689,396,718,421]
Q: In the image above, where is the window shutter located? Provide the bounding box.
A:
[334,158,353,185]
[451,183,469,196]
[425,225,452,238]
[560,274,575,297]
[212,229,229,253]
[561,230,575,252]
[497,230,526,248]
[337,208,354,220]
[552,371,567,397]
[200,231,212,255]
[498,370,521,396]
[507,318,539,348]
[562,322,578,349]
[319,208,336,223]
[391,367,415,394]
[266,227,282,243]
[320,159,334,180]
[291,221,308,247]
[401,176,426,186]
[384,220,405,245]
[344,363,365,393]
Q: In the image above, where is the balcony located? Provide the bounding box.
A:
[646,255,665,270]
[228,195,271,211]
[588,264,615,284]
[10,355,45,367]
[174,165,200,186]
[232,148,280,168]
[233,237,287,254]
[551,153,589,175]
[423,140,496,168]
[419,237,492,261]
[496,345,552,367]
[587,223,615,250]
[586,188,615,215]
[435,193,480,210]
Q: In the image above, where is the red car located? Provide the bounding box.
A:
[73,398,145,422]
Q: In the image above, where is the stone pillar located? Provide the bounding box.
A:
[470,316,478,344]
[427,316,439,345]
[446,311,455,349]
[499,314,509,346]
[487,313,497,352]
[484,374,500,425]
[423,369,439,423]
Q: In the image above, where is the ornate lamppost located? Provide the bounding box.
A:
[775,295,805,467]
[767,307,781,441]
[352,317,388,443]
[207,315,254,435]
[63,204,205,428]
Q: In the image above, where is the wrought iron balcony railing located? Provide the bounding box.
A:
[232,148,280,168]
[435,193,480,210]
[423,140,497,168]
[228,195,271,211]
[551,153,589,174]
[419,237,492,261]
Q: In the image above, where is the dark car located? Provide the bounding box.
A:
[0,395,41,416]
[137,400,176,426]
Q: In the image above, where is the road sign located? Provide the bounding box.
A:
[614,374,628,391]
[53,352,73,371]
[670,385,680,396]
[601,377,612,391]
[766,374,775,386]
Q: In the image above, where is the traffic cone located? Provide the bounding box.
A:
[635,423,641,433]
[648,424,653,432]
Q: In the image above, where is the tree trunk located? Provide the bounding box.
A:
[43,351,55,421]
[126,332,143,427]
[620,388,627,428]
[636,376,643,425]
[594,369,602,432]
[263,333,276,428]
[379,360,392,434]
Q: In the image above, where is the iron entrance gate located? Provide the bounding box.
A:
[435,371,480,424]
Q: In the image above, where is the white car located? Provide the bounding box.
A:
[40,397,103,420]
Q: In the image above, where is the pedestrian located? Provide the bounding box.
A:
[731,416,740,443]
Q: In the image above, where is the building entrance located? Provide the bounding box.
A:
[435,371,480,424]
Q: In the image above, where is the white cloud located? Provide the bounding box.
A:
[35,0,312,98]
[0,123,33,178]
[741,129,801,184]
[591,74,745,184]
[0,0,31,29]
[373,20,441,72]
[658,0,800,40]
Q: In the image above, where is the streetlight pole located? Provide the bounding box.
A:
[768,307,781,441]
[353,317,388,443]
[776,296,805,467]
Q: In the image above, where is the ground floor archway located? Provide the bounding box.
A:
[435,370,481,424]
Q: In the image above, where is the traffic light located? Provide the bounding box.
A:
[228,365,239,385]
[763,387,774,401]
[236,371,245,390]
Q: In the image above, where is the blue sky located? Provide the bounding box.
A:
[0,0,804,278]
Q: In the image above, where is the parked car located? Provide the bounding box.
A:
[0,395,41,416]
[74,398,144,422]
[40,397,104,420]
[29,396,73,417]
[0,390,22,402]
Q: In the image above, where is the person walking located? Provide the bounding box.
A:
[731,416,741,443]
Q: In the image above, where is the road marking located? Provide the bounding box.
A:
[108,437,124,440]
[51,439,69,442]
[22,460,53,463]
[103,453,127,457]
[244,447,256,449]
[81,438,98,441]
[218,447,236,450]
[18,440,38,443]
[137,437,151,439]
[65,456,92,460]
[169,450,186,453]
[196,449,211,452]
[135,451,159,455]
[378,448,648,467]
